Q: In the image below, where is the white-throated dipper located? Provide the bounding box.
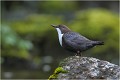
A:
[51,24,104,56]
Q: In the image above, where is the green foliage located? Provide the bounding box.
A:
[10,14,63,37]
[69,8,119,61]
[70,8,118,38]
[40,1,78,13]
[1,14,63,59]
[2,8,119,63]
[1,14,63,61]
[1,1,119,79]
[1,25,33,59]
[48,67,67,80]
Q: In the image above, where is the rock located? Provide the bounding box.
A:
[49,56,120,80]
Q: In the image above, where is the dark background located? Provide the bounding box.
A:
[1,1,119,79]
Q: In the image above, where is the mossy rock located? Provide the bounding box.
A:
[51,56,120,79]
[48,67,68,80]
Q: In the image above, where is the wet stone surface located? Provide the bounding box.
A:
[58,56,120,79]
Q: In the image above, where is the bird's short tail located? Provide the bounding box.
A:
[93,41,104,45]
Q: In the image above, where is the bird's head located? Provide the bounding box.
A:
[51,24,71,34]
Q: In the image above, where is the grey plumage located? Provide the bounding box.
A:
[62,32,104,53]
[51,24,104,56]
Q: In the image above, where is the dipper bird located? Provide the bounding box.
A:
[51,24,104,56]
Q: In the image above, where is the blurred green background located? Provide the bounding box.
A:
[1,1,119,79]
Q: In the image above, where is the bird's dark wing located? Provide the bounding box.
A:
[62,32,92,51]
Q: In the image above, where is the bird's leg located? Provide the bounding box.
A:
[75,51,82,56]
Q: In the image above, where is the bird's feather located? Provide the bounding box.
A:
[62,32,94,52]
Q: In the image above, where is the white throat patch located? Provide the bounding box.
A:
[56,28,63,46]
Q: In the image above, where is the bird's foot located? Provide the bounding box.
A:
[75,51,82,57]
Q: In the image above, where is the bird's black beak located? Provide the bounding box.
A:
[51,24,57,28]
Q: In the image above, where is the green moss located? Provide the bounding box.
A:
[48,67,67,80]
[48,74,57,80]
